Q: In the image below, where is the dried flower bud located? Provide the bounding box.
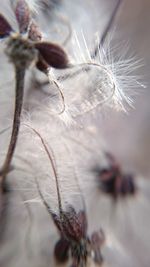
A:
[35,42,69,69]
[28,21,42,41]
[51,208,89,266]
[51,207,87,243]
[54,237,70,263]
[98,152,136,198]
[61,206,87,242]
[0,14,12,38]
[99,167,119,195]
[15,0,31,33]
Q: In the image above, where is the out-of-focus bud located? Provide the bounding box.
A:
[54,237,70,263]
[0,14,13,38]
[15,0,31,33]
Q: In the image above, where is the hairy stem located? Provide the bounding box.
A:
[0,66,25,183]
[24,124,63,214]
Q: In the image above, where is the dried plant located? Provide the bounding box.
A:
[22,124,105,266]
[0,1,148,267]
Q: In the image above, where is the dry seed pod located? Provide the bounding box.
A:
[61,206,87,242]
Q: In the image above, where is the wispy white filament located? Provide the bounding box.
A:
[44,30,145,126]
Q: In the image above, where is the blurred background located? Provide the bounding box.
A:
[99,0,150,178]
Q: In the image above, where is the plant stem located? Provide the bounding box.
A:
[100,0,122,47]
[92,0,122,58]
[0,66,25,184]
[24,124,63,214]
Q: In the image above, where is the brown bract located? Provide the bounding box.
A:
[0,14,13,38]
[54,237,70,263]
[35,42,69,69]
[52,206,87,243]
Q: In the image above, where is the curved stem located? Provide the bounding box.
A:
[33,72,66,115]
[0,66,25,181]
[24,124,63,214]
[47,75,66,115]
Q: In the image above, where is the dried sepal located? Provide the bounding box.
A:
[36,54,49,73]
[54,237,70,263]
[28,21,42,41]
[51,206,87,243]
[35,42,69,69]
[15,0,31,33]
[0,14,12,38]
[61,206,87,242]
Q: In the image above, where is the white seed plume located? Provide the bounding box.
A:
[48,30,145,126]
